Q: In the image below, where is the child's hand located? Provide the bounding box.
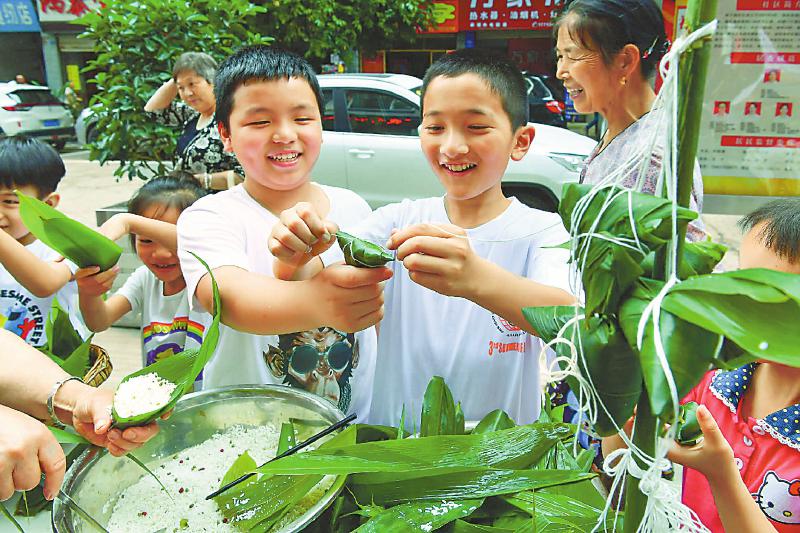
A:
[667,404,735,484]
[75,265,119,297]
[98,213,131,243]
[389,223,484,299]
[309,263,392,332]
[268,202,339,268]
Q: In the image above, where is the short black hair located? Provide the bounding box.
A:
[127,172,207,248]
[739,199,800,263]
[555,0,668,80]
[421,49,528,130]
[214,45,323,131]
[0,136,65,196]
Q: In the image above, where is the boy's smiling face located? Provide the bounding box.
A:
[219,77,322,193]
[0,185,57,243]
[420,73,533,203]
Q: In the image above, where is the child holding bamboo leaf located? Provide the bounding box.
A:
[602,200,800,532]
[0,136,86,348]
[269,49,576,427]
[176,46,389,420]
[76,175,211,382]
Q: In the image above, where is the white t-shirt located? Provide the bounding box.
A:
[0,239,84,348]
[352,197,572,428]
[177,184,377,421]
[115,265,211,384]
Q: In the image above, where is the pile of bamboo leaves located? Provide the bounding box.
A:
[214,377,615,532]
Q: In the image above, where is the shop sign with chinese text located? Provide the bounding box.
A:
[37,0,103,22]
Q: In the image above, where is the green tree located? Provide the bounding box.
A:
[77,0,269,180]
[255,0,434,60]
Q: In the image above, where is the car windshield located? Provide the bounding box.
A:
[8,89,62,106]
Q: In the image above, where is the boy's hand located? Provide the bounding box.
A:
[389,223,484,299]
[75,265,119,297]
[310,263,392,332]
[667,404,735,484]
[268,202,339,268]
[0,405,65,501]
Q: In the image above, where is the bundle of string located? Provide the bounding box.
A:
[535,19,719,533]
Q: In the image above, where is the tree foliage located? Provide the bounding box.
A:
[77,0,269,180]
[256,0,434,59]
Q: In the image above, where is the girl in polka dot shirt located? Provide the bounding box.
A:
[669,200,800,533]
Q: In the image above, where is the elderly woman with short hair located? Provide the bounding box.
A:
[145,52,243,191]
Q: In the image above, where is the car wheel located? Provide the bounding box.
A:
[502,184,559,213]
[86,125,99,144]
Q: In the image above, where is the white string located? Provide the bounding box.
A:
[534,19,718,533]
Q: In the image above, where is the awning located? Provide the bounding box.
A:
[0,0,41,32]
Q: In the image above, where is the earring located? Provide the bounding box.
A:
[621,77,627,86]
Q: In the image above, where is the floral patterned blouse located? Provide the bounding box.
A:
[148,101,243,177]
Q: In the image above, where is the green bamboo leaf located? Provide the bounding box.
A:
[641,239,727,279]
[503,491,610,532]
[557,184,697,315]
[451,521,514,532]
[112,253,221,429]
[126,453,172,499]
[336,231,394,268]
[619,279,722,418]
[354,498,484,532]
[278,421,297,455]
[256,423,573,477]
[523,306,641,436]
[16,191,122,270]
[59,334,94,378]
[472,410,516,435]
[454,402,465,436]
[675,401,703,445]
[420,376,456,437]
[0,504,24,533]
[46,298,84,359]
[220,451,257,489]
[350,469,593,506]
[662,268,800,365]
[49,426,90,444]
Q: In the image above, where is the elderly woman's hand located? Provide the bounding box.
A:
[0,404,65,501]
[57,381,162,457]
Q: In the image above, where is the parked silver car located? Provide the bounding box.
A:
[0,82,74,149]
[315,73,594,211]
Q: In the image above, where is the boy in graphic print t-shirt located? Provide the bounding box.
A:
[269,49,576,427]
[177,46,389,421]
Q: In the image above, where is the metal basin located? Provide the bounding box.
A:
[52,385,347,532]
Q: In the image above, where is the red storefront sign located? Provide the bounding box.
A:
[463,0,563,31]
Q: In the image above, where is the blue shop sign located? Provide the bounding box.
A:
[0,0,40,32]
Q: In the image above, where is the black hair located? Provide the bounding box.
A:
[420,48,528,130]
[172,52,218,84]
[214,45,323,131]
[0,135,65,196]
[128,172,207,247]
[739,199,800,264]
[555,0,668,80]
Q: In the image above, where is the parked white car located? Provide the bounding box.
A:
[0,82,74,149]
[314,73,595,211]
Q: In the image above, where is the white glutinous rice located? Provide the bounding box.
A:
[105,424,332,533]
[113,373,177,418]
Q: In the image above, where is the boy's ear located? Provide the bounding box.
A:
[43,192,60,208]
[510,124,535,162]
[218,122,233,153]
